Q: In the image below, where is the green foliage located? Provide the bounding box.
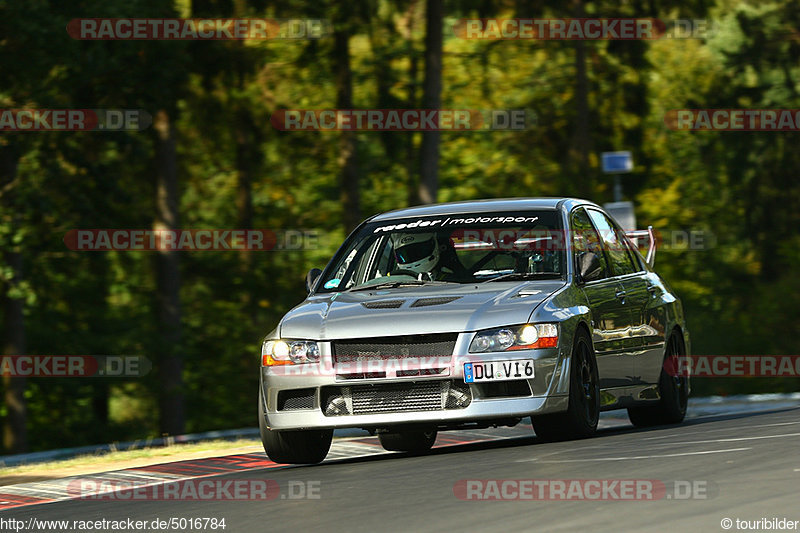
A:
[2,0,800,452]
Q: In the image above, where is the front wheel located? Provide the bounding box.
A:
[258,387,332,464]
[532,328,599,441]
[378,430,437,453]
[627,330,688,427]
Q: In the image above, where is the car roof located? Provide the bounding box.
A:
[370,197,600,221]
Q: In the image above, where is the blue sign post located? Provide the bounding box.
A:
[601,151,635,230]
[601,151,632,202]
[602,151,633,173]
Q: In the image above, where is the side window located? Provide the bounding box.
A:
[369,237,396,279]
[619,230,646,272]
[336,237,382,289]
[571,208,609,280]
[352,237,390,283]
[587,210,637,276]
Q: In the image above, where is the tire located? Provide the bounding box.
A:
[532,328,599,441]
[378,430,437,453]
[627,330,688,427]
[258,386,333,464]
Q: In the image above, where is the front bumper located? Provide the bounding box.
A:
[259,334,571,431]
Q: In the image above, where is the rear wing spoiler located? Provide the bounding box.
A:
[625,226,656,268]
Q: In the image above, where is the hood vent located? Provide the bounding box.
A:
[361,299,405,309]
[515,289,542,298]
[410,296,462,308]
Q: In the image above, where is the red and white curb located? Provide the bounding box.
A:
[0,425,537,511]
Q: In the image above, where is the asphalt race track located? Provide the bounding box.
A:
[2,406,799,532]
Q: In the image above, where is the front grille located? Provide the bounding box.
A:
[322,380,472,416]
[396,368,447,377]
[337,371,387,380]
[352,381,441,413]
[332,333,457,363]
[277,388,315,411]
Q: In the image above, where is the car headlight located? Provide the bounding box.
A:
[262,339,321,366]
[469,323,558,353]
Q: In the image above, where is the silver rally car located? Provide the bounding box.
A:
[258,198,690,464]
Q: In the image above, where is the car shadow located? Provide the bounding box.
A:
[275,405,800,469]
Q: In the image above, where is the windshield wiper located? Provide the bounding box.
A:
[347,280,430,292]
[482,272,561,283]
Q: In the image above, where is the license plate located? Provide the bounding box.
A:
[464,359,535,383]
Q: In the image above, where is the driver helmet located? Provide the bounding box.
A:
[392,233,440,275]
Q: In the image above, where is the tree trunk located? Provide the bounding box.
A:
[406,51,420,206]
[333,29,361,233]
[571,0,592,199]
[232,1,255,236]
[403,2,420,206]
[1,142,27,454]
[418,0,443,205]
[235,107,254,233]
[153,109,184,436]
[88,253,110,431]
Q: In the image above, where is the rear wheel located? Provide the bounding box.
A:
[378,430,437,453]
[532,328,599,441]
[627,331,688,427]
[258,387,332,464]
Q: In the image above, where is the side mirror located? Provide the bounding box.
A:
[305,268,322,293]
[576,252,602,283]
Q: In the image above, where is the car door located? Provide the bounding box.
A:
[571,208,635,389]
[620,236,670,385]
[587,209,647,385]
[611,225,671,386]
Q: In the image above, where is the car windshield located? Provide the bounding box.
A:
[316,210,565,292]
